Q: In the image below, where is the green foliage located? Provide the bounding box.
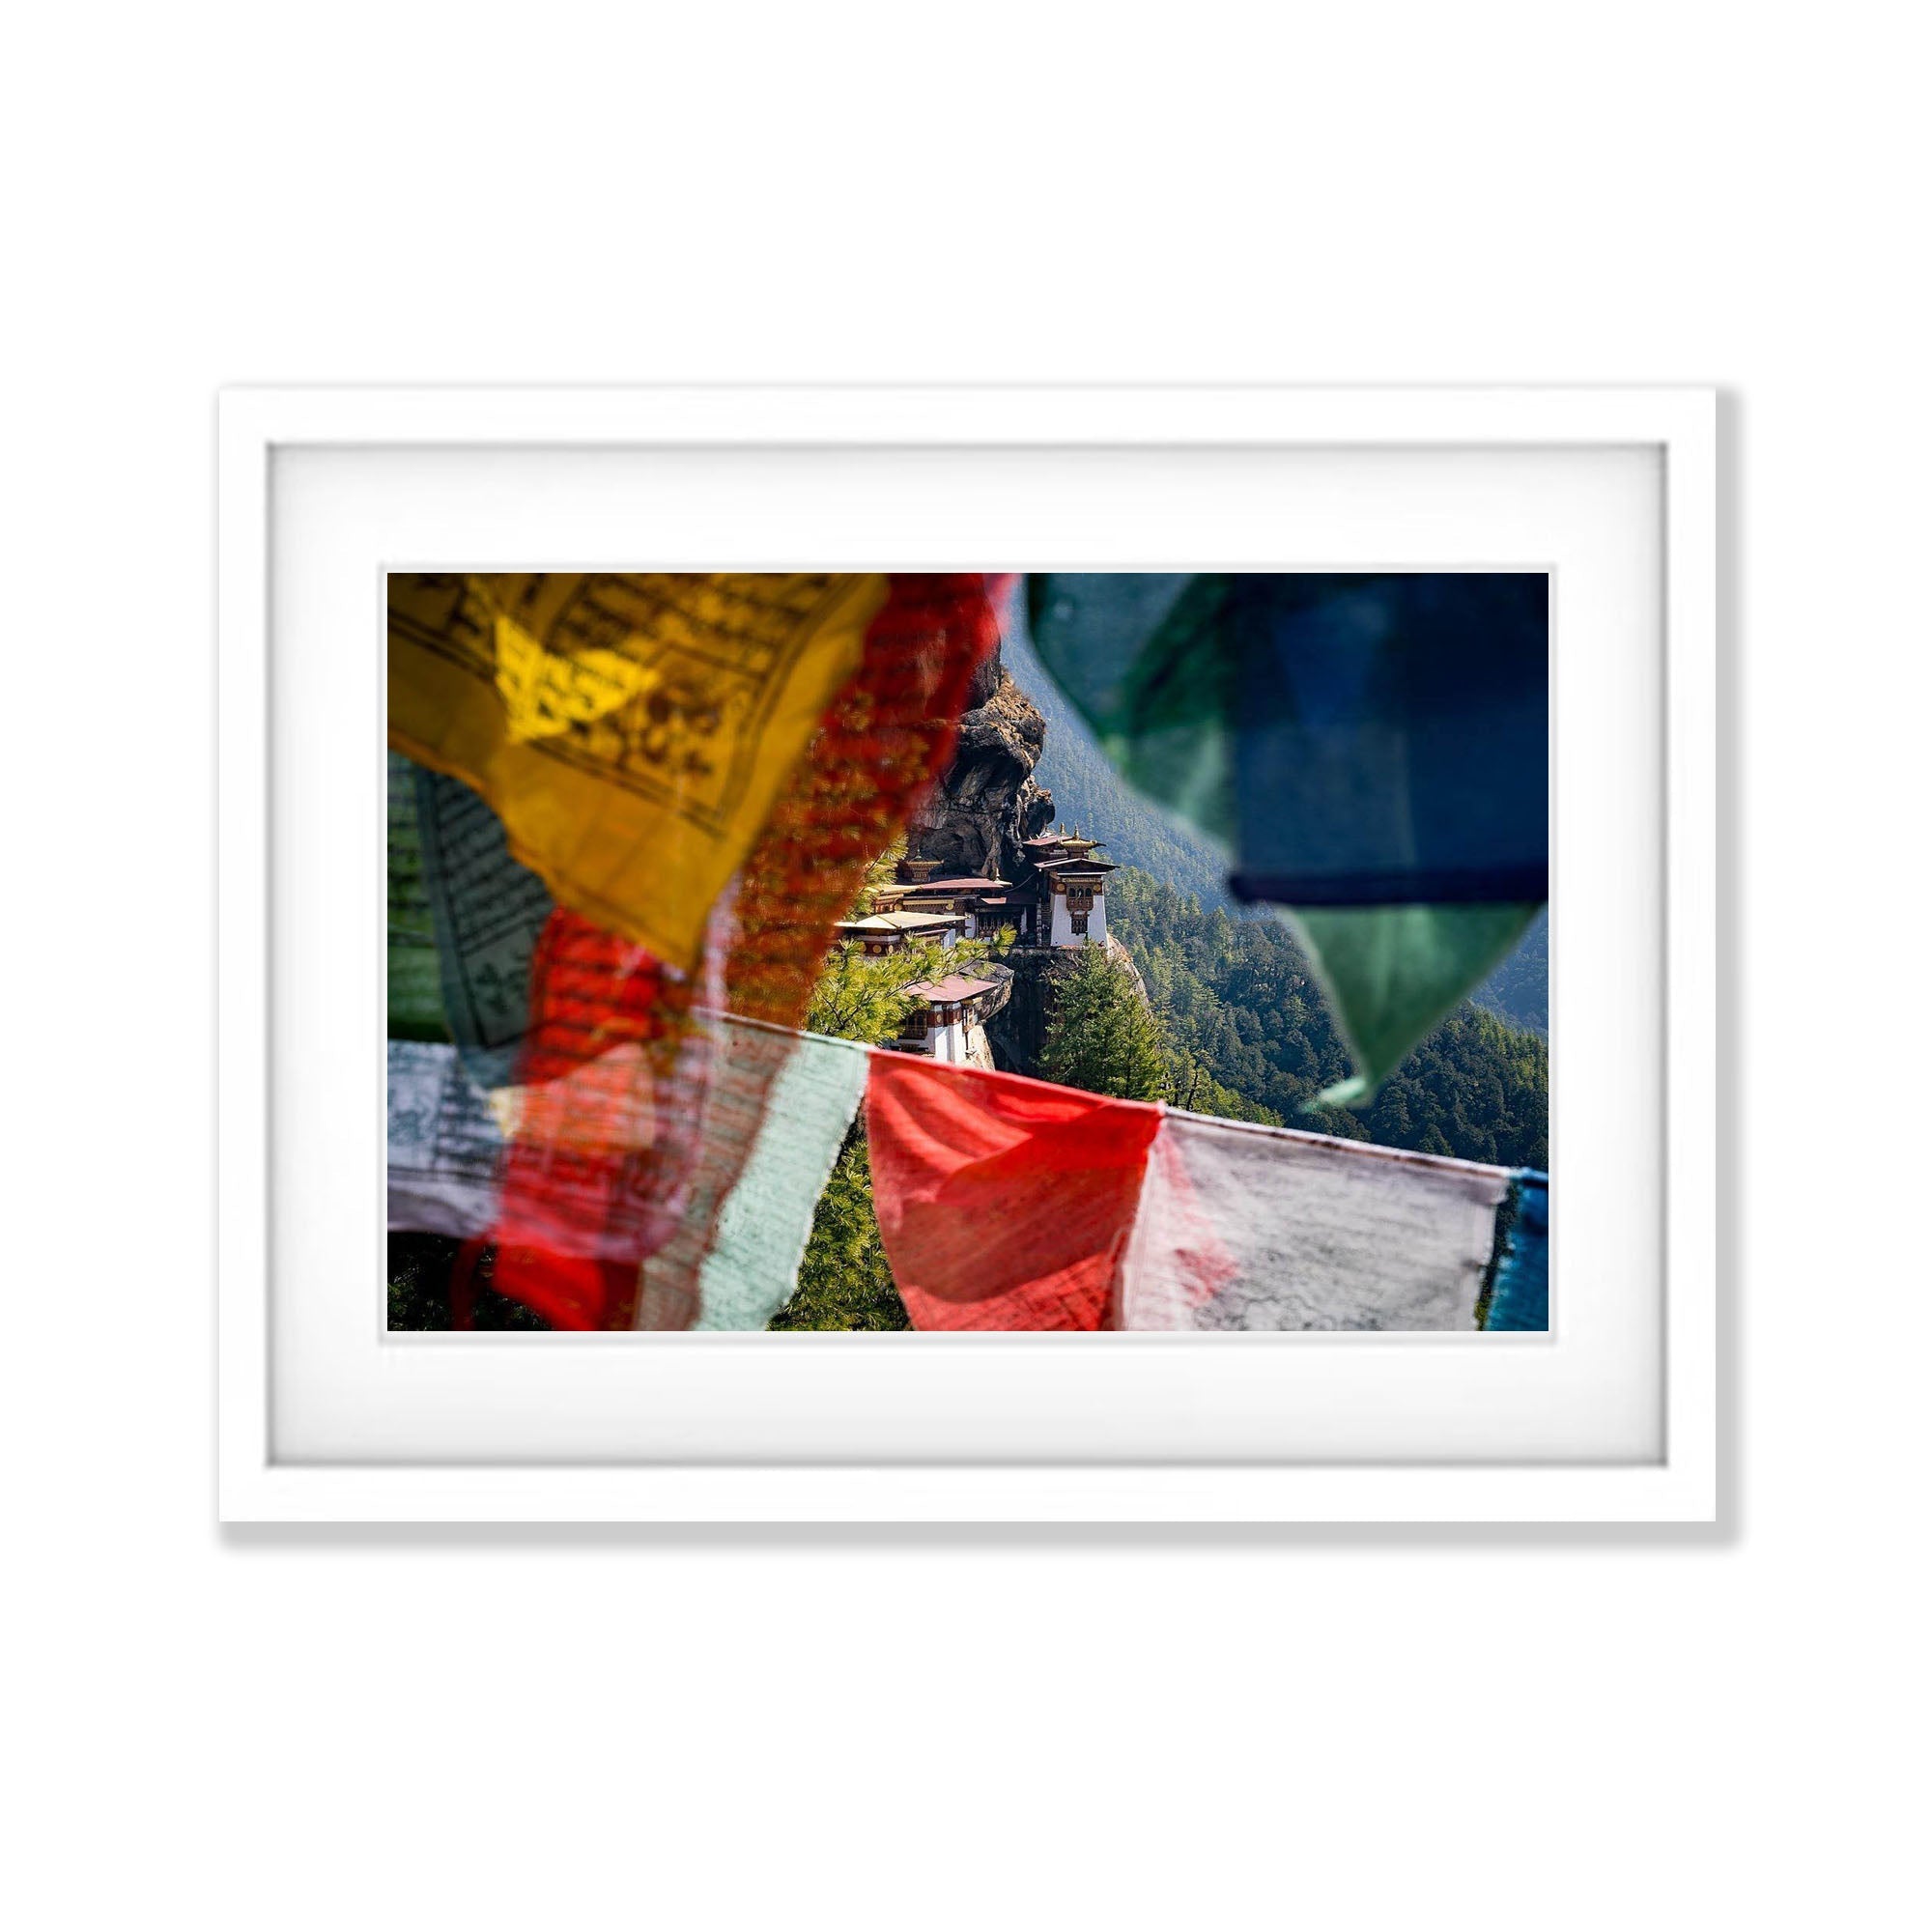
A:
[806,932,1001,1047]
[1039,941,1167,1101]
[768,1132,910,1330]
[386,1233,552,1330]
[1110,867,1548,1169]
[806,939,943,1045]
[1471,906,1548,1034]
[854,836,908,915]
[804,834,1014,1046]
[1157,1040,1283,1125]
[1360,1004,1549,1169]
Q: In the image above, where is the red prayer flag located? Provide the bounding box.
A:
[865,1055,1162,1331]
[727,573,1001,1026]
[489,907,713,1329]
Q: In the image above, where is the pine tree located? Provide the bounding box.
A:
[1038,941,1166,1101]
[805,932,1000,1046]
[769,1134,909,1330]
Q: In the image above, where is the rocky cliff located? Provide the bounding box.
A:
[908,648,1159,1082]
[986,934,1147,1075]
[904,655,1055,884]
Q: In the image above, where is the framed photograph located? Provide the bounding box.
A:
[218,385,1716,1522]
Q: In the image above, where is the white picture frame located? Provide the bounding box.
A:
[218,385,1717,1523]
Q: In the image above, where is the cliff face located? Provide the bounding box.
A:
[986,935,1147,1076]
[909,650,1157,1083]
[905,659,1055,883]
[984,948,1054,1074]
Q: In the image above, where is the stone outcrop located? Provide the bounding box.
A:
[985,935,1148,1077]
[983,947,1056,1074]
[904,658,1055,884]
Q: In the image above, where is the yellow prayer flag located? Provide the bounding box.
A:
[388,574,883,971]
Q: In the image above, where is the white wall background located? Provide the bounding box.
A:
[3,5,1924,1927]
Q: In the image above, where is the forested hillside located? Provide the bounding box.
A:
[1469,906,1548,1034]
[1110,868,1548,1170]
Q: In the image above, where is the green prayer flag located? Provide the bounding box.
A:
[1024,573,1548,1098]
[1027,573,1240,852]
[1284,903,1542,1105]
[692,1025,869,1331]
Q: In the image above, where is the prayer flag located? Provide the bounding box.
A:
[1224,574,1548,907]
[1025,572,1548,1095]
[391,1024,1549,1334]
[386,1040,502,1239]
[488,906,718,1329]
[389,573,885,971]
[1483,1171,1550,1331]
[386,753,448,1041]
[1119,1108,1515,1330]
[411,757,555,1090]
[865,1054,1163,1331]
[1287,902,1541,1106]
[1026,573,1548,904]
[688,1024,869,1331]
[631,1014,804,1330]
[387,1020,865,1332]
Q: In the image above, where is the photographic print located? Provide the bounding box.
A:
[387,571,1548,1334]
